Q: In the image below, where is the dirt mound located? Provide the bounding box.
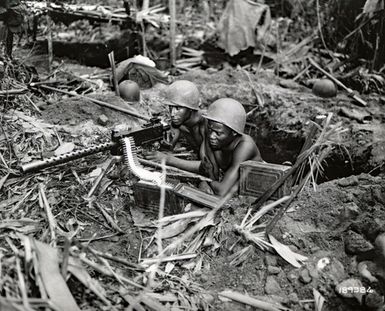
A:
[39,92,151,129]
[199,173,385,310]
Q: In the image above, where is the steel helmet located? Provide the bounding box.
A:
[166,80,200,110]
[204,98,246,134]
[118,80,140,101]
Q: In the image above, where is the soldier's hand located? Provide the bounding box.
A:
[143,150,168,162]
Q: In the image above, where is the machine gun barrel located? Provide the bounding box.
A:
[20,118,170,174]
[21,142,115,173]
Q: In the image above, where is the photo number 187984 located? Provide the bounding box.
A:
[338,286,374,294]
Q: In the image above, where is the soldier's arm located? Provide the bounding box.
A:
[210,141,256,197]
[170,126,181,149]
[166,156,201,173]
[144,151,201,173]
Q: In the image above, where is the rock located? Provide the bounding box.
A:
[327,259,346,283]
[343,202,360,217]
[374,232,385,259]
[265,255,277,266]
[69,119,77,126]
[265,276,283,295]
[97,114,109,126]
[267,266,281,275]
[344,230,374,255]
[206,68,218,74]
[308,266,319,279]
[47,98,55,105]
[199,274,209,283]
[299,269,312,284]
[335,279,363,300]
[200,293,215,305]
[337,176,359,187]
[310,247,321,254]
[225,89,234,97]
[342,192,355,203]
[372,186,385,205]
[287,292,299,304]
[364,290,384,309]
[287,272,298,283]
[279,79,300,89]
[357,261,378,283]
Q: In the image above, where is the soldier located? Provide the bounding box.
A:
[164,80,206,153]
[0,0,26,57]
[150,98,263,196]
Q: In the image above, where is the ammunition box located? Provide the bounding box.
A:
[239,161,291,199]
[133,181,181,216]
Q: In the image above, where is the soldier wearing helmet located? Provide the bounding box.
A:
[149,98,262,196]
[164,80,206,152]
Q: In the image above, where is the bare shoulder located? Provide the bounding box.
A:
[235,134,262,160]
[239,134,259,149]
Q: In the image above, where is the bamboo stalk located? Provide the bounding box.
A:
[219,290,288,311]
[46,1,53,72]
[78,255,145,289]
[15,257,31,310]
[141,253,197,265]
[39,185,57,246]
[94,202,124,233]
[251,115,325,211]
[266,147,331,234]
[86,247,145,271]
[87,158,116,198]
[0,89,29,96]
[158,210,208,223]
[169,0,176,68]
[108,52,120,97]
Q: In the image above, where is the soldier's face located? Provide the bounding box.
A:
[170,106,191,127]
[207,121,236,150]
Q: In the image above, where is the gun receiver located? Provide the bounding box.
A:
[21,117,170,173]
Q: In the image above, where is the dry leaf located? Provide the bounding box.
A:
[67,257,110,306]
[313,288,325,311]
[33,240,80,311]
[54,142,75,156]
[268,235,308,268]
[159,219,194,239]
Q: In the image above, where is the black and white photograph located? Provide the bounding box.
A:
[0,0,384,310]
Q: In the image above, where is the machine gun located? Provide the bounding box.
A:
[21,117,222,211]
[21,117,170,184]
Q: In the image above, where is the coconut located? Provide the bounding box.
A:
[312,79,337,98]
[118,80,140,102]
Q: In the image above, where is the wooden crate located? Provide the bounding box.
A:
[239,161,291,199]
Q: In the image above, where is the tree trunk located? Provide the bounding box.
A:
[374,12,385,70]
